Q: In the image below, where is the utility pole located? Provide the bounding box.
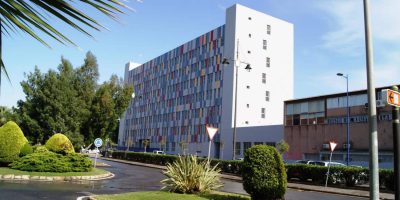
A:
[392,86,400,200]
[363,0,379,199]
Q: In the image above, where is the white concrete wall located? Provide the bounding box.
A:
[220,4,293,160]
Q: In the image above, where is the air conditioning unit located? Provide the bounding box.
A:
[322,144,330,150]
[376,100,386,108]
[343,143,351,149]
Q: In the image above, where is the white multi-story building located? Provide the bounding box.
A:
[118,4,293,160]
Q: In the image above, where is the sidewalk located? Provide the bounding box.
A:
[99,157,394,200]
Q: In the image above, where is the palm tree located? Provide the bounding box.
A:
[0,0,129,89]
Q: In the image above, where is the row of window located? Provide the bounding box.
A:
[127,105,222,127]
[235,141,276,156]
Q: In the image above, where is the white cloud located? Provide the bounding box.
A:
[307,54,400,96]
[318,0,400,55]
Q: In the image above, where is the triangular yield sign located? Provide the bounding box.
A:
[206,126,218,141]
[329,141,337,152]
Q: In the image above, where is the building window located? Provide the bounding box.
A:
[266,57,270,67]
[247,50,251,54]
[243,142,252,153]
[248,17,252,20]
[246,85,250,89]
[247,104,250,108]
[245,121,249,124]
[263,40,267,50]
[235,142,241,155]
[267,25,271,35]
[171,142,176,152]
[265,91,270,101]
[266,142,276,147]
[249,33,252,38]
[166,142,170,152]
[262,73,266,84]
[261,108,266,118]
[254,142,263,145]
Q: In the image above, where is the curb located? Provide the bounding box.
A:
[0,172,114,182]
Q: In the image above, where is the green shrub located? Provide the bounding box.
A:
[45,133,75,154]
[0,121,28,164]
[33,145,49,153]
[10,152,92,172]
[380,169,394,191]
[19,143,33,157]
[337,166,368,186]
[161,155,222,194]
[242,145,287,200]
[286,164,312,181]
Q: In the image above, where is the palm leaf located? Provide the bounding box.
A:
[0,0,129,90]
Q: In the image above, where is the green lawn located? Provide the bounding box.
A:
[0,167,108,177]
[93,191,250,200]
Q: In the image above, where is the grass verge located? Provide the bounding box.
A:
[93,191,250,200]
[0,167,108,177]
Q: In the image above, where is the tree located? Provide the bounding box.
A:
[16,52,132,146]
[276,140,289,160]
[142,139,149,153]
[0,0,128,88]
[0,106,17,126]
[86,75,133,142]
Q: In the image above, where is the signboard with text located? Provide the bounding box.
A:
[382,89,400,108]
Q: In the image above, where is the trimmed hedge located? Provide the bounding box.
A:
[10,152,92,172]
[110,151,242,174]
[242,145,286,200]
[0,121,28,164]
[110,151,393,190]
[45,133,75,154]
[286,164,375,188]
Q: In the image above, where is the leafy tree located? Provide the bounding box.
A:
[142,139,150,152]
[0,0,128,88]
[0,106,17,126]
[16,53,132,146]
[276,139,289,160]
[86,75,133,142]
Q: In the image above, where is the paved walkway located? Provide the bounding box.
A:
[100,157,394,200]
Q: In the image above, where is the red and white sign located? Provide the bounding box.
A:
[206,126,218,141]
[329,141,337,152]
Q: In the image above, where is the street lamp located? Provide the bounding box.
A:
[222,58,252,160]
[337,73,350,166]
[126,92,135,153]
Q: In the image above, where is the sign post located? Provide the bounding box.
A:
[93,138,103,168]
[325,141,337,187]
[384,87,400,200]
[206,125,218,162]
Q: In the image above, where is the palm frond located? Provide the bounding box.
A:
[0,0,128,90]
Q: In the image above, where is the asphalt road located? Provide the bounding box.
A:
[0,159,367,200]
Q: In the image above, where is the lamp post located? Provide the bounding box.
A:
[125,92,135,153]
[222,58,251,160]
[337,73,350,166]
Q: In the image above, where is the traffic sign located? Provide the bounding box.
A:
[382,89,400,108]
[94,138,103,148]
[206,126,218,141]
[329,141,337,152]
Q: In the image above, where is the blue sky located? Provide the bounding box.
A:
[1,0,399,108]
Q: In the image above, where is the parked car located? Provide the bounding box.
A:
[309,161,345,167]
[152,150,165,155]
[295,160,314,164]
